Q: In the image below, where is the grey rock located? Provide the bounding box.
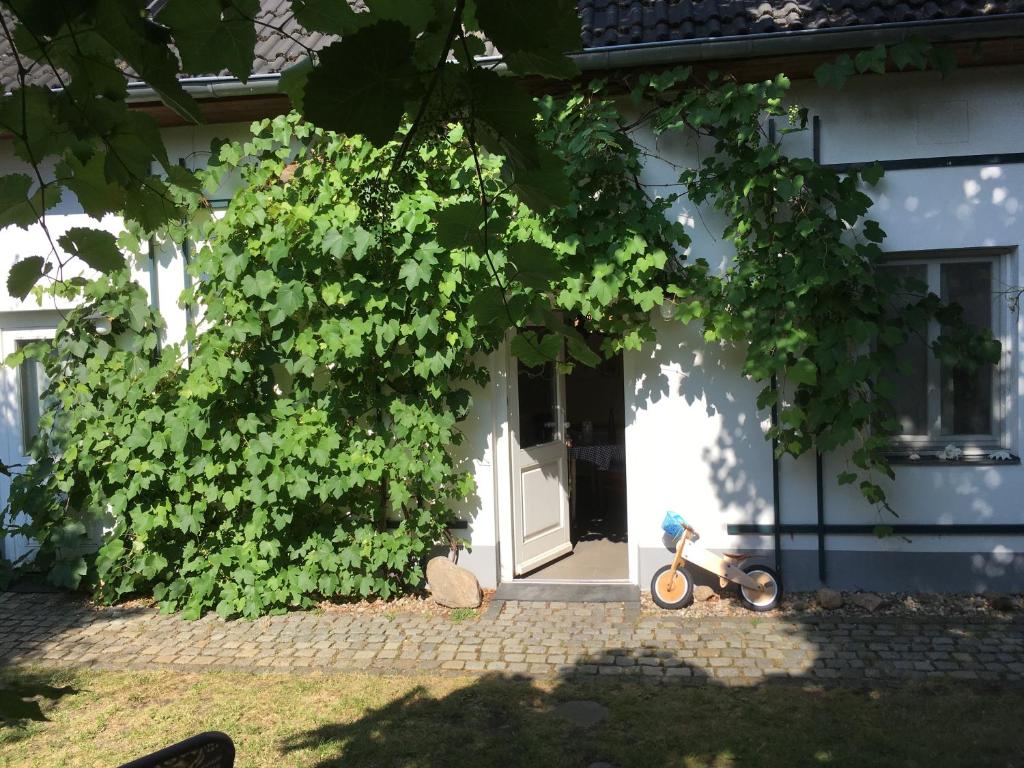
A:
[555,700,609,729]
[694,585,716,602]
[850,592,884,612]
[426,556,482,609]
[817,587,843,610]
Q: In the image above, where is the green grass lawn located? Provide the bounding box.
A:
[2,666,1023,767]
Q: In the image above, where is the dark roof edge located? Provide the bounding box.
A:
[565,14,1024,71]
[123,15,1024,104]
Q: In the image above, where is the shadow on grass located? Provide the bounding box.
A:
[3,589,1024,767]
[0,667,79,752]
[280,660,1024,768]
[0,668,77,724]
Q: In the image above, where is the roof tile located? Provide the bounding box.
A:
[2,0,1022,91]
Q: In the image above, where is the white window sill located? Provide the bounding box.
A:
[885,450,1020,466]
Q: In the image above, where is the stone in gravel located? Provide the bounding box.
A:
[817,587,843,610]
[986,593,1016,612]
[694,585,716,602]
[555,700,609,729]
[850,592,884,612]
[426,556,481,609]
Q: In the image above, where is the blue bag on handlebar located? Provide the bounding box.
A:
[661,511,688,539]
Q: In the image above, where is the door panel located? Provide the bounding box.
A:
[511,347,570,575]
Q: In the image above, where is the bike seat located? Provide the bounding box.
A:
[722,552,752,560]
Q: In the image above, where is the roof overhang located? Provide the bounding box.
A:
[122,15,1024,126]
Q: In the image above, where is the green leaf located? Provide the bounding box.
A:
[398,249,437,289]
[302,22,416,144]
[241,270,276,299]
[890,37,929,71]
[503,49,580,80]
[160,0,259,81]
[814,54,855,90]
[509,242,561,289]
[860,162,885,186]
[788,357,818,386]
[475,0,580,77]
[510,332,559,367]
[364,0,436,33]
[435,201,484,250]
[862,220,886,243]
[7,256,46,299]
[928,46,958,78]
[279,58,313,111]
[0,173,62,230]
[0,173,35,228]
[469,69,542,169]
[292,0,362,34]
[93,0,203,124]
[854,45,887,75]
[48,555,88,589]
[57,155,122,219]
[503,150,570,212]
[468,285,508,328]
[57,228,127,273]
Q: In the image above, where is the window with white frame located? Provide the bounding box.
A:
[882,249,1014,455]
[16,339,50,454]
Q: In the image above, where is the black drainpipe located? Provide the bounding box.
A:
[812,115,827,585]
[181,236,194,358]
[148,236,161,355]
[767,118,783,577]
[816,451,826,583]
[177,159,195,358]
[770,374,782,576]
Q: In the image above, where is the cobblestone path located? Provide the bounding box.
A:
[2,593,1023,685]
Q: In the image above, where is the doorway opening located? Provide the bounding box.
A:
[517,331,628,581]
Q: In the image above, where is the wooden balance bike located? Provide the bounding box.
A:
[651,512,782,611]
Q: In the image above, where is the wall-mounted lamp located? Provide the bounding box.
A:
[87,312,113,335]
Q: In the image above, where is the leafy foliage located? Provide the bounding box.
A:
[0,0,584,294]
[814,36,957,89]
[641,68,999,506]
[0,0,999,610]
[6,104,687,617]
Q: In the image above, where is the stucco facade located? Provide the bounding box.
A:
[3,65,1023,594]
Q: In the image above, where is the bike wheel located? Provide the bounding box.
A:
[651,564,694,609]
[737,563,782,612]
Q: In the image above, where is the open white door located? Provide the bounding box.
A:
[510,347,571,575]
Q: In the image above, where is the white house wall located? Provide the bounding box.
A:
[629,64,1024,592]
[3,64,1024,594]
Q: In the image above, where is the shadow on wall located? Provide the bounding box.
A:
[631,322,773,533]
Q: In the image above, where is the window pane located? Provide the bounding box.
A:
[940,262,993,435]
[881,265,929,435]
[17,341,50,453]
[517,360,558,449]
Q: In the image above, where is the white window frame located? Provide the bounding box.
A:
[1,320,59,564]
[885,247,1017,456]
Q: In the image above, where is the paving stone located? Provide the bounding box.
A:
[1,593,1023,685]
